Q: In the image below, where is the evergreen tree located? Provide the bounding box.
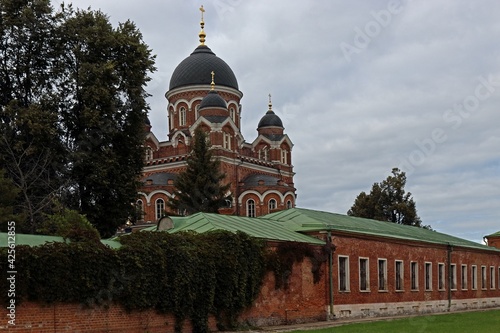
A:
[0,1,156,237]
[348,168,429,228]
[168,127,231,215]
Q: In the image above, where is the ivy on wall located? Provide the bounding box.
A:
[0,231,324,333]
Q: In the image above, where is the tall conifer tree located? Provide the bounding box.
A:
[168,127,231,215]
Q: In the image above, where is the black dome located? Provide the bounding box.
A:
[199,90,227,109]
[169,45,239,91]
[258,110,283,128]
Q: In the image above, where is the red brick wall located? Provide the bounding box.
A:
[331,233,500,306]
[0,258,327,332]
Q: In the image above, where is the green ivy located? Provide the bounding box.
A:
[0,232,325,333]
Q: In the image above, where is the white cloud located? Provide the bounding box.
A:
[63,0,500,243]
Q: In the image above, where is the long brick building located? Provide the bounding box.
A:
[138,9,295,222]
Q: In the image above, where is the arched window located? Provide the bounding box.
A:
[155,198,165,221]
[268,198,277,212]
[136,199,144,221]
[169,109,175,130]
[230,107,235,122]
[259,147,269,161]
[281,149,287,164]
[246,199,256,217]
[179,107,186,126]
[286,200,292,209]
[223,132,231,150]
[145,147,153,161]
[195,104,200,119]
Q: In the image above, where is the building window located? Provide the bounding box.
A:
[179,107,186,126]
[438,263,445,290]
[450,264,457,290]
[145,147,153,161]
[471,265,477,290]
[169,109,174,129]
[259,147,269,161]
[286,200,292,209]
[378,259,387,291]
[461,265,468,290]
[223,132,232,150]
[411,262,419,290]
[246,199,255,217]
[425,262,432,291]
[338,256,350,292]
[490,266,495,289]
[481,266,487,289]
[230,106,235,122]
[268,199,277,212]
[281,149,287,164]
[195,104,200,119]
[498,267,500,291]
[395,260,404,291]
[155,198,165,221]
[359,258,369,291]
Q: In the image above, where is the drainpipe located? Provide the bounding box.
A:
[447,243,453,311]
[327,230,335,318]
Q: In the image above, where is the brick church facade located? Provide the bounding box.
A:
[138,11,295,223]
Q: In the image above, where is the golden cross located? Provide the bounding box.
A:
[211,71,215,90]
[200,5,205,22]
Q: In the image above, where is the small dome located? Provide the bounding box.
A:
[169,45,239,91]
[257,110,283,129]
[199,90,227,109]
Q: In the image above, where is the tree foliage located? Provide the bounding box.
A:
[168,127,231,215]
[0,0,156,237]
[348,168,429,228]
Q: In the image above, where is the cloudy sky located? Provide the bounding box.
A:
[58,0,499,244]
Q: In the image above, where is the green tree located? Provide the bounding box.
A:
[168,127,231,215]
[348,168,428,228]
[0,168,22,228]
[37,207,100,243]
[0,1,156,237]
[0,0,67,232]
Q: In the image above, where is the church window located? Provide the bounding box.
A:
[223,132,232,150]
[286,200,292,209]
[179,107,186,126]
[230,106,236,122]
[281,149,287,164]
[136,199,144,220]
[259,147,269,161]
[246,199,255,217]
[169,110,174,130]
[145,147,153,161]
[268,198,277,212]
[155,198,165,221]
[195,104,200,119]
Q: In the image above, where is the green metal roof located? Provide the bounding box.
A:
[141,212,325,245]
[0,232,122,249]
[261,208,499,252]
[485,231,500,238]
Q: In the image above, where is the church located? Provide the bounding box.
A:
[138,7,295,222]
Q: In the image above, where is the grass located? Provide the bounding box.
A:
[290,309,500,333]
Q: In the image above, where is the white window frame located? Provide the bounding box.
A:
[359,258,370,292]
[179,106,186,126]
[471,265,477,290]
[490,266,495,289]
[481,266,487,290]
[246,199,256,217]
[450,264,457,290]
[411,261,419,290]
[395,260,404,291]
[281,149,287,164]
[268,198,277,212]
[425,262,432,291]
[378,258,387,291]
[438,263,445,290]
[338,255,350,292]
[155,198,165,221]
[223,132,232,150]
[461,265,468,290]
